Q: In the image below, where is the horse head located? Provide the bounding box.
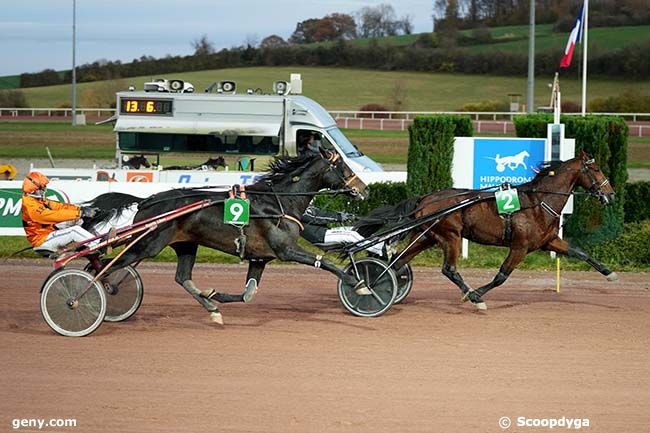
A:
[318,149,368,200]
[123,154,151,169]
[576,150,615,205]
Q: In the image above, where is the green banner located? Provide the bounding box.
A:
[223,198,250,225]
[495,188,521,214]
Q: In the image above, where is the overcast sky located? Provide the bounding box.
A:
[1,0,434,76]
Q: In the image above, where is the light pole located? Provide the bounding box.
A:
[526,0,535,113]
[71,0,77,126]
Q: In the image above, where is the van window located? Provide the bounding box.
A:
[119,132,280,155]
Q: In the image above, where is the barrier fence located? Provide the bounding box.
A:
[1,108,649,136]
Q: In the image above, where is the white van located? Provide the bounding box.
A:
[115,75,383,174]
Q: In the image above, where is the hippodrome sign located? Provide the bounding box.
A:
[472,138,545,189]
[452,137,546,189]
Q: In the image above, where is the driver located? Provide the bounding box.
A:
[21,172,99,252]
[301,205,387,257]
[297,131,320,156]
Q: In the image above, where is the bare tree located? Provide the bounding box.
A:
[191,35,214,55]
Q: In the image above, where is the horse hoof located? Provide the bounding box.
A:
[210,312,224,325]
[474,302,487,311]
[606,272,619,282]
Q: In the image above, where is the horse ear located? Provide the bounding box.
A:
[580,149,592,160]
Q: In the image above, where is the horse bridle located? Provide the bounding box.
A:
[325,152,360,196]
[581,157,612,201]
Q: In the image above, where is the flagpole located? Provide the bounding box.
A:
[581,0,589,116]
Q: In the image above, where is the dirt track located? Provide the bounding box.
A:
[1,260,649,433]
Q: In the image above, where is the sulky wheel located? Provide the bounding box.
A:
[85,264,144,322]
[40,268,107,337]
[393,263,414,304]
[338,257,397,317]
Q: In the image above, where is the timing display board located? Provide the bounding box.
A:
[119,98,173,116]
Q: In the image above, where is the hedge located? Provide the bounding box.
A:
[624,181,650,223]
[406,115,473,198]
[312,181,408,216]
[514,114,628,247]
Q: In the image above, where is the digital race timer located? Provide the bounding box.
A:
[119,98,173,115]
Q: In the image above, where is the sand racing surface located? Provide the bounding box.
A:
[1,259,649,433]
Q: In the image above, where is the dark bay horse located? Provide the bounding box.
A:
[163,156,226,171]
[84,150,368,324]
[356,151,616,310]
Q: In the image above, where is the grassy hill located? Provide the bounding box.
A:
[17,66,650,112]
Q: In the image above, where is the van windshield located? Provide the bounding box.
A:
[326,128,363,158]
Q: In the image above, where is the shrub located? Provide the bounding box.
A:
[624,182,650,223]
[460,100,509,112]
[561,101,581,113]
[312,182,408,216]
[592,221,650,268]
[407,115,473,198]
[0,89,29,108]
[358,103,389,119]
[588,91,650,113]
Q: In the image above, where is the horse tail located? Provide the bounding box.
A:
[354,196,420,237]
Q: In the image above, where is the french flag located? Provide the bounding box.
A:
[560,2,585,68]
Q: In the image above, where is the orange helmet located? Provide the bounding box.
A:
[22,172,50,194]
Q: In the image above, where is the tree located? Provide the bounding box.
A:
[191,35,214,55]
[356,3,411,37]
[260,34,288,48]
[289,13,357,44]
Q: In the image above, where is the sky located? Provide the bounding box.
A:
[0,0,434,76]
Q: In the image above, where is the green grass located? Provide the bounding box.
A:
[463,24,650,54]
[15,66,650,113]
[0,75,20,90]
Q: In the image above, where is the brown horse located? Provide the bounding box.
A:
[356,151,617,310]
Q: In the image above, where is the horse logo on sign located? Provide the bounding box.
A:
[487,150,530,172]
[472,138,545,189]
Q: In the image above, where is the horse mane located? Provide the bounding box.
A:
[82,192,144,229]
[257,154,317,184]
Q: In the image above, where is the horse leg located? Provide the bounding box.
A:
[544,237,618,281]
[275,243,372,295]
[468,247,528,310]
[436,235,476,300]
[171,242,223,324]
[212,259,270,304]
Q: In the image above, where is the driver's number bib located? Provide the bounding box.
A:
[495,188,521,214]
[224,198,250,225]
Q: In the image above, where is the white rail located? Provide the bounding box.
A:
[1,107,649,122]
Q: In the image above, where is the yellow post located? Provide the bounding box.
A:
[556,257,561,293]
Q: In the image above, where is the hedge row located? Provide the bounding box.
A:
[18,38,650,88]
[406,115,473,198]
[624,181,650,223]
[513,114,628,248]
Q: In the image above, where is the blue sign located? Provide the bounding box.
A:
[473,138,545,189]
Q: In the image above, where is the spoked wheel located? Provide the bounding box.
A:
[85,264,144,322]
[40,268,106,337]
[393,264,414,304]
[338,257,397,317]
